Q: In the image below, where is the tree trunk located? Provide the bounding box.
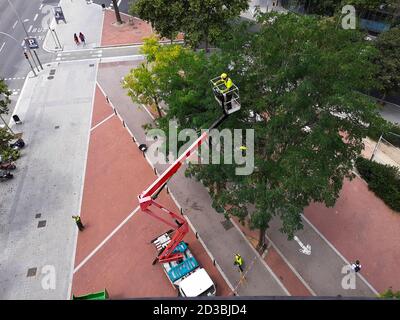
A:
[112,0,123,24]
[154,97,162,118]
[257,226,267,252]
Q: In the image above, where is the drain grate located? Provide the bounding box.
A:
[221,219,233,231]
[47,76,54,80]
[49,69,56,75]
[37,220,46,228]
[54,125,60,129]
[89,64,94,67]
[27,268,37,277]
[35,213,41,219]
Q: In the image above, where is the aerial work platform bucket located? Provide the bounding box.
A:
[210,76,241,115]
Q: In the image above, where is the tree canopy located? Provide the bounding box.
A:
[131,0,249,51]
[125,13,380,247]
[374,27,400,96]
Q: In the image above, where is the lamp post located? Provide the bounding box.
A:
[6,0,43,71]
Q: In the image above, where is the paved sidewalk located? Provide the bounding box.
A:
[97,61,289,296]
[43,0,103,51]
[0,61,97,299]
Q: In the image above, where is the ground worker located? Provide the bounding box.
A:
[234,253,244,273]
[215,73,233,110]
[72,215,85,231]
[351,260,362,273]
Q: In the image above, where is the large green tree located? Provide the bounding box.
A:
[127,13,380,248]
[131,0,186,42]
[131,0,249,52]
[374,27,400,97]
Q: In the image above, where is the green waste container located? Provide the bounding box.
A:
[72,289,109,300]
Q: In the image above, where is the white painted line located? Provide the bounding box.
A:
[33,13,38,21]
[301,214,379,295]
[21,40,25,46]
[32,27,37,33]
[0,42,5,52]
[23,19,29,22]
[39,4,43,10]
[117,0,122,6]
[12,20,18,29]
[230,219,291,296]
[27,25,33,32]
[90,113,114,131]
[73,206,140,274]
[265,234,317,296]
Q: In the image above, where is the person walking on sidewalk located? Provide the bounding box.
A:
[74,33,80,45]
[351,260,362,273]
[234,253,244,273]
[72,215,85,231]
[79,32,86,45]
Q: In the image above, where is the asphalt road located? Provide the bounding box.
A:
[0,0,59,115]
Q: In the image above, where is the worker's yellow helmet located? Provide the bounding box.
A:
[221,73,228,79]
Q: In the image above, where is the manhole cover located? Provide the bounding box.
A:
[27,268,37,277]
[47,76,54,80]
[38,220,46,228]
[35,213,41,219]
[221,219,233,231]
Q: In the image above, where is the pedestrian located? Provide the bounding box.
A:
[79,32,86,45]
[72,215,85,231]
[351,260,362,273]
[234,253,244,273]
[74,33,80,45]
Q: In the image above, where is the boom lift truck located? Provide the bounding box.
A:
[138,76,241,297]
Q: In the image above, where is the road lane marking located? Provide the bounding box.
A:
[28,25,33,32]
[73,206,140,274]
[0,42,5,52]
[39,4,43,10]
[33,13,38,21]
[117,0,122,6]
[12,20,18,29]
[32,27,37,33]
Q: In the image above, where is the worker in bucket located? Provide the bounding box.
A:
[215,73,233,111]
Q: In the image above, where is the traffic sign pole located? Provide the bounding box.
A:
[33,50,43,70]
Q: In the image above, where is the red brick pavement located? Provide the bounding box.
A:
[305,177,400,293]
[101,10,183,47]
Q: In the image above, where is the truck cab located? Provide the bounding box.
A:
[152,232,216,297]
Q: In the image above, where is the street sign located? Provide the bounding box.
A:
[25,37,39,49]
[54,6,66,24]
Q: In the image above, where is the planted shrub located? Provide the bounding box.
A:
[355,157,400,212]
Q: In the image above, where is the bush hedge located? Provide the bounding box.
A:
[355,157,400,212]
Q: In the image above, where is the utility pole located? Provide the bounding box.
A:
[6,0,43,71]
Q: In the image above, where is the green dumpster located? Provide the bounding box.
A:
[72,289,108,300]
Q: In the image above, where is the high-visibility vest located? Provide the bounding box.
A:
[222,78,233,93]
[235,255,243,266]
[73,216,81,223]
